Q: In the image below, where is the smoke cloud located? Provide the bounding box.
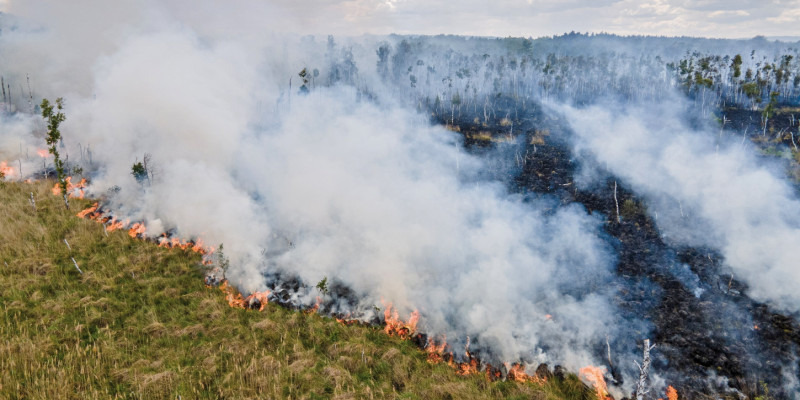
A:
[0,0,624,381]
[557,99,800,312]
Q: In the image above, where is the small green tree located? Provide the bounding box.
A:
[131,161,147,183]
[41,97,69,209]
[731,54,742,80]
[316,277,329,294]
[763,91,779,120]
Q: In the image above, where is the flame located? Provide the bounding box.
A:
[36,149,50,158]
[219,281,270,311]
[579,366,610,400]
[425,336,450,364]
[106,218,129,232]
[422,335,511,381]
[77,202,99,218]
[305,296,322,314]
[456,358,481,376]
[52,177,87,199]
[335,313,358,326]
[76,201,215,262]
[128,223,146,238]
[0,161,14,178]
[382,302,419,339]
[666,385,678,400]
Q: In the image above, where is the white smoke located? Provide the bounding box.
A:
[557,99,800,312]
[0,0,621,377]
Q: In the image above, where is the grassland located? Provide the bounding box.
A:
[0,180,598,400]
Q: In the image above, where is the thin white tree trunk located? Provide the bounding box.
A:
[635,339,656,400]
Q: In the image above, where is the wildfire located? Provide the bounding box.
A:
[579,365,610,400]
[506,363,546,384]
[422,335,514,381]
[36,149,50,158]
[335,313,359,326]
[0,161,14,178]
[219,281,270,311]
[305,296,322,314]
[128,223,146,238]
[66,191,619,395]
[52,176,87,199]
[382,302,419,339]
[106,217,128,232]
[75,202,215,264]
[658,385,678,400]
[77,202,99,218]
[425,336,450,364]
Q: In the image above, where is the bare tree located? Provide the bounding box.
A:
[635,339,656,400]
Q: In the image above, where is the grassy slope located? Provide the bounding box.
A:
[0,180,597,400]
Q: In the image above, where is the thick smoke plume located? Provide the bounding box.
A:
[0,0,623,384]
[558,100,800,312]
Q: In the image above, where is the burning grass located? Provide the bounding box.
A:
[0,180,601,399]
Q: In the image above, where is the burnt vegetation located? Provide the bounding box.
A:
[3,32,800,400]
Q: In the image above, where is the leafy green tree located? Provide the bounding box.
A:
[731,54,742,79]
[763,91,779,120]
[316,276,329,294]
[131,161,147,183]
[41,97,69,209]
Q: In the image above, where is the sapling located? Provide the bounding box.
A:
[41,97,69,209]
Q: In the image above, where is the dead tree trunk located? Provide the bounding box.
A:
[614,181,621,223]
[635,339,656,400]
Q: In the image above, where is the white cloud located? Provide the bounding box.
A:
[3,0,797,38]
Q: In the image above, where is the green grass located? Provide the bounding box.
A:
[0,180,598,400]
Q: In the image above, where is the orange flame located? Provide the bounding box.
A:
[425,336,450,364]
[335,313,358,326]
[106,218,129,232]
[666,385,678,400]
[128,223,146,238]
[219,281,270,311]
[77,202,99,218]
[52,177,87,199]
[36,149,50,158]
[0,161,14,177]
[76,201,215,261]
[579,365,610,400]
[305,296,322,314]
[456,358,481,376]
[382,302,419,339]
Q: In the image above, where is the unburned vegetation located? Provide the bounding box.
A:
[0,180,596,399]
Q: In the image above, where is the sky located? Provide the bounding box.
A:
[2,0,799,39]
[287,0,800,38]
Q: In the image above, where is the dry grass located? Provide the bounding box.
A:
[0,179,598,399]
